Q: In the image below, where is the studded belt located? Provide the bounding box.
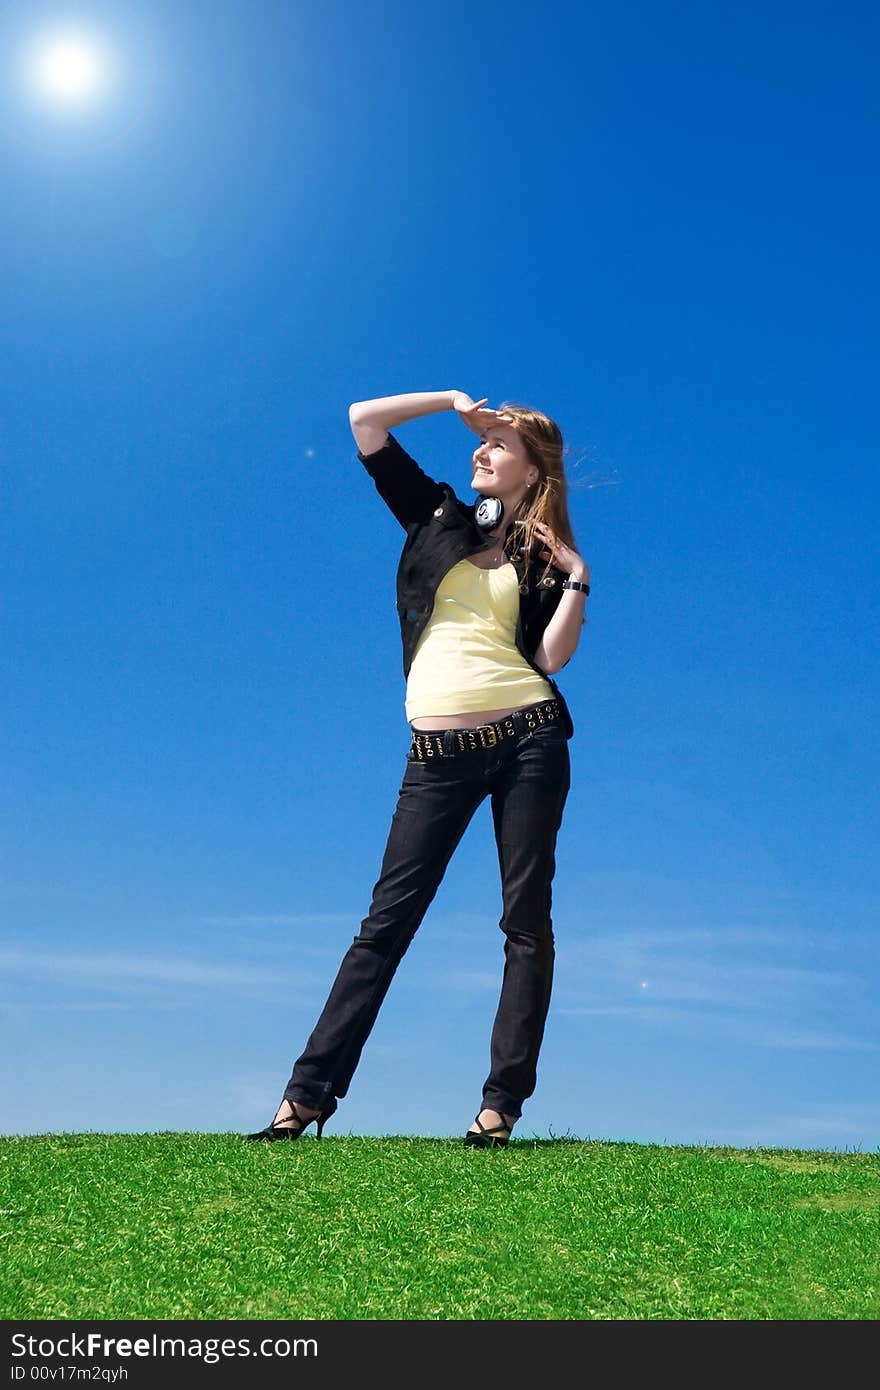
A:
[408,698,562,761]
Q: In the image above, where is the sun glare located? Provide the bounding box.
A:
[24,26,113,109]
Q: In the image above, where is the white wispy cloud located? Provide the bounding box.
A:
[720,1105,880,1147]
[0,946,319,999]
[776,1107,880,1138]
[0,1000,135,1022]
[540,920,876,1053]
[758,1028,879,1052]
[198,912,354,928]
[433,970,501,992]
[555,926,863,1014]
[554,1002,876,1053]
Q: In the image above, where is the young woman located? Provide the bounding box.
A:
[247,390,590,1147]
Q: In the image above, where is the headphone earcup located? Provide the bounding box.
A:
[474,495,504,533]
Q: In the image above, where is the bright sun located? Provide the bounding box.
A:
[24,26,113,109]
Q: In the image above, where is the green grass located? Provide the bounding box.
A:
[2,1133,878,1320]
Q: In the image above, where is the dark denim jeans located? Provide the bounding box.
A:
[283,710,571,1122]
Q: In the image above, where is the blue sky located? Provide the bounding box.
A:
[1,0,877,1150]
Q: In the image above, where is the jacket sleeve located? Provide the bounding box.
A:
[358,430,445,530]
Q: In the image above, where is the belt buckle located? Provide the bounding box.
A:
[480,724,497,749]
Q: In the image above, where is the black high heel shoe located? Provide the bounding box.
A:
[246,1100,333,1143]
[464,1110,516,1148]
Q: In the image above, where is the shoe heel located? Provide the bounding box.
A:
[246,1099,334,1143]
[464,1111,515,1148]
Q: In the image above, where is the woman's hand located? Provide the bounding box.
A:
[452,393,515,437]
[534,520,590,583]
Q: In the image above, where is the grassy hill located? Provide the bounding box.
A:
[2,1133,878,1320]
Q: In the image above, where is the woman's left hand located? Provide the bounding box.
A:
[533,521,590,583]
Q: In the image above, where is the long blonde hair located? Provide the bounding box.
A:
[494,402,579,583]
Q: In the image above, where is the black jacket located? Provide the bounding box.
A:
[358,430,575,738]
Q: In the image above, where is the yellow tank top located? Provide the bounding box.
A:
[405,557,555,720]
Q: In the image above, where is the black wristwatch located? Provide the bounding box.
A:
[562,580,590,594]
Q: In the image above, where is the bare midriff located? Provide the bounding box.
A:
[409,538,539,731]
[409,704,525,731]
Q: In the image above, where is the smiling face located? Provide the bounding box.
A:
[471,422,540,513]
